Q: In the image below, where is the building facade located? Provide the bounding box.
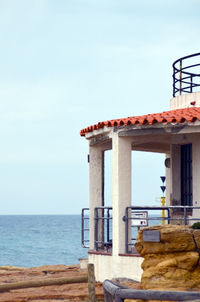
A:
[80,53,200,281]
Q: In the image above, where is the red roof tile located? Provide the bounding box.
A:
[80,107,200,137]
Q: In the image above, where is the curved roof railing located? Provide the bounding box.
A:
[172,52,200,97]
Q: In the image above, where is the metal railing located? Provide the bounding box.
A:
[82,205,200,252]
[103,280,200,302]
[124,205,200,253]
[81,208,89,248]
[94,206,112,251]
[173,52,200,97]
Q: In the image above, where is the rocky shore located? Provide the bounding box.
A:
[0,264,140,302]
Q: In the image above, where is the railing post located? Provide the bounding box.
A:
[94,208,98,250]
[101,207,105,249]
[167,208,171,225]
[190,75,193,93]
[179,59,182,95]
[173,68,175,97]
[107,208,110,244]
[184,207,187,225]
[125,207,129,253]
[81,209,84,246]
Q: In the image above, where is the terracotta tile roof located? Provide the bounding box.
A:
[80,107,200,137]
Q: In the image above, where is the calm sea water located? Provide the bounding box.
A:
[0,215,88,268]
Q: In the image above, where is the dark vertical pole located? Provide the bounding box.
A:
[190,75,193,93]
[173,65,175,97]
[167,208,171,225]
[125,207,128,253]
[184,207,187,225]
[81,209,84,246]
[94,208,98,250]
[179,60,182,95]
[107,208,110,244]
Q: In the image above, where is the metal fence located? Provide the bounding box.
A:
[81,205,200,252]
[94,206,112,251]
[124,206,200,253]
[172,52,200,97]
[81,208,89,248]
[103,279,200,302]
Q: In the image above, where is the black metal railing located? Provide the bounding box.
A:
[81,208,89,248]
[173,52,200,97]
[103,280,200,302]
[124,205,200,253]
[94,206,112,251]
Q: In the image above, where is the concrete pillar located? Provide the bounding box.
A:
[89,146,104,250]
[112,134,132,256]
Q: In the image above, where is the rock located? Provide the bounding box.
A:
[0,264,140,302]
[135,225,200,292]
[193,229,200,249]
[135,225,196,256]
[142,251,199,271]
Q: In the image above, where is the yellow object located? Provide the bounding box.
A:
[161,196,165,225]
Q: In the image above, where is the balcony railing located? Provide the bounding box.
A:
[124,205,200,253]
[94,206,112,251]
[81,205,200,253]
[81,208,89,248]
[172,52,200,97]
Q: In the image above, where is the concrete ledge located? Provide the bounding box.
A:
[119,253,141,257]
[88,250,112,256]
[170,92,200,110]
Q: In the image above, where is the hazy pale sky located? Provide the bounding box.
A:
[0,0,200,214]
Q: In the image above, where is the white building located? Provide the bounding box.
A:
[80,53,200,281]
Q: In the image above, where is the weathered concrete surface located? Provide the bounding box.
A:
[135,225,200,291]
[0,264,140,302]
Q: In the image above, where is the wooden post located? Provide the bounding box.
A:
[88,263,96,302]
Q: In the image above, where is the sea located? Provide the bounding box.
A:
[0,215,88,268]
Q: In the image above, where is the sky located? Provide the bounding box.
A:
[0,0,200,214]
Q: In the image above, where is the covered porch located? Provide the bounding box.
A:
[80,106,200,281]
[80,53,200,281]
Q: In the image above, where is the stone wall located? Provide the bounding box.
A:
[135,225,200,291]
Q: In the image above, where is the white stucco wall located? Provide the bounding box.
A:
[170,91,200,110]
[88,253,143,282]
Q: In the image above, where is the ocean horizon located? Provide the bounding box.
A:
[0,215,88,268]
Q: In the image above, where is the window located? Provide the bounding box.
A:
[181,144,192,206]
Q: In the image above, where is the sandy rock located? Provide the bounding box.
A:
[0,264,140,302]
[142,251,199,271]
[135,225,200,292]
[193,229,200,249]
[135,225,196,256]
